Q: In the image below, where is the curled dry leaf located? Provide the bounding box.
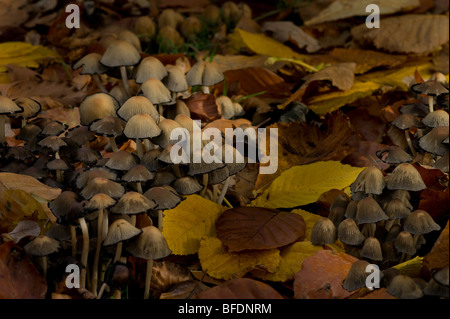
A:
[183,93,221,122]
[7,220,41,243]
[301,62,356,91]
[160,280,209,299]
[0,172,61,202]
[151,261,194,294]
[196,277,283,299]
[422,222,448,277]
[216,207,306,252]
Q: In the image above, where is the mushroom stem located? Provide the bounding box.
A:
[79,217,90,289]
[136,138,144,159]
[130,215,136,227]
[40,256,48,278]
[412,234,419,248]
[404,130,416,157]
[428,95,434,113]
[136,181,143,194]
[0,115,7,144]
[114,242,123,263]
[97,282,108,299]
[91,208,104,295]
[158,209,163,231]
[399,252,406,263]
[173,164,181,178]
[385,219,395,232]
[21,119,27,128]
[120,66,131,97]
[109,136,119,152]
[200,174,209,197]
[217,176,231,205]
[93,74,108,93]
[56,169,63,183]
[70,225,77,257]
[212,184,219,202]
[201,86,210,94]
[144,259,153,299]
[158,104,164,116]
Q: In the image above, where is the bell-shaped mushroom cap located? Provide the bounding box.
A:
[103,219,142,246]
[122,164,155,183]
[111,191,156,215]
[399,102,429,117]
[158,8,184,29]
[117,96,159,122]
[38,136,67,152]
[117,29,142,52]
[434,266,449,287]
[422,110,449,127]
[208,166,230,185]
[387,275,424,299]
[403,210,441,235]
[423,276,449,298]
[134,57,167,83]
[394,231,416,256]
[344,200,358,220]
[90,116,125,137]
[141,148,166,172]
[330,193,351,211]
[360,237,383,261]
[351,166,386,195]
[5,146,34,161]
[216,95,235,120]
[50,191,80,222]
[152,170,176,187]
[342,260,371,291]
[76,147,101,165]
[163,65,188,93]
[24,235,60,257]
[180,15,202,41]
[85,193,116,210]
[16,124,42,141]
[411,80,449,96]
[105,150,139,171]
[100,40,141,67]
[66,201,88,223]
[73,53,110,75]
[42,120,67,136]
[79,93,120,126]
[126,225,172,260]
[356,197,388,225]
[14,98,41,120]
[124,113,162,139]
[433,151,449,173]
[174,114,197,133]
[81,177,125,199]
[204,4,221,25]
[21,166,47,180]
[419,126,449,156]
[384,198,411,220]
[66,125,97,146]
[47,158,69,171]
[140,78,172,105]
[377,146,412,165]
[0,96,23,115]
[310,218,337,246]
[328,207,346,227]
[338,218,365,245]
[173,176,203,195]
[386,163,426,192]
[391,114,421,130]
[109,85,128,105]
[186,61,224,87]
[143,186,182,210]
[151,118,181,149]
[76,167,117,189]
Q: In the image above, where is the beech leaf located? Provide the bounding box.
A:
[301,63,356,91]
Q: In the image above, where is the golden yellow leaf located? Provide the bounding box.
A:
[198,236,281,280]
[0,42,59,73]
[251,161,365,209]
[251,241,322,282]
[162,195,227,255]
[393,256,423,278]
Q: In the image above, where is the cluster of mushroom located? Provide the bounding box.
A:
[389,75,449,171]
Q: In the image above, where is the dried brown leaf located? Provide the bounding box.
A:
[301,63,355,91]
[196,278,283,299]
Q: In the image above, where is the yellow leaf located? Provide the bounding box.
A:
[162,195,227,255]
[198,236,281,280]
[291,209,322,240]
[0,172,61,202]
[393,256,423,277]
[306,80,381,115]
[251,241,322,282]
[251,161,365,209]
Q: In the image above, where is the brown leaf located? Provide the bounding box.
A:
[0,172,61,201]
[151,261,194,294]
[183,92,221,122]
[0,242,47,299]
[294,249,358,299]
[315,189,349,217]
[160,280,208,299]
[422,221,449,278]
[301,63,356,91]
[418,188,449,222]
[215,207,306,252]
[342,140,390,170]
[413,164,449,190]
[196,278,283,299]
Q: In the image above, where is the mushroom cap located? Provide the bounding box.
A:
[141,148,166,172]
[124,113,162,139]
[76,167,117,189]
[5,146,34,161]
[134,57,167,83]
[351,166,386,195]
[386,163,426,192]
[434,266,449,287]
[41,121,67,136]
[342,260,371,291]
[16,124,42,141]
[208,166,230,185]
[433,151,449,172]
[391,114,421,130]
[174,114,197,133]
[50,191,80,222]
[360,237,383,261]
[216,95,235,120]
[310,217,337,246]
[37,136,67,152]
[423,277,449,298]
[103,219,142,246]
[356,197,388,225]
[163,65,188,93]
[204,4,221,25]
[126,226,171,260]
[143,186,182,210]
[105,150,139,171]
[122,164,155,183]
[403,210,441,235]
[411,80,449,96]
[85,193,116,210]
[180,15,202,40]
[134,16,156,39]
[387,275,424,299]
[90,116,125,137]
[118,96,160,123]
[100,40,141,67]
[186,61,224,87]
[14,98,41,120]
[66,125,97,146]
[24,235,60,257]
[384,198,411,220]
[328,206,346,228]
[377,146,412,165]
[222,144,246,175]
[45,223,71,241]
[330,193,351,211]
[76,147,101,165]
[158,8,184,29]
[337,218,365,245]
[344,200,358,220]
[73,53,110,75]
[394,231,416,255]
[117,29,142,52]
[157,26,185,50]
[151,118,181,149]
[172,176,203,194]
[0,96,23,115]
[47,158,69,171]
[79,93,120,126]
[111,191,156,215]
[418,126,449,156]
[422,110,449,127]
[151,170,176,187]
[66,201,88,223]
[80,177,125,199]
[140,78,172,105]
[399,102,429,117]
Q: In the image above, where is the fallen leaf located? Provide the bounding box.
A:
[198,236,280,280]
[412,164,448,190]
[183,92,221,122]
[212,54,284,73]
[422,221,449,277]
[0,242,47,299]
[418,188,449,222]
[293,249,358,299]
[0,172,61,202]
[196,277,283,299]
[7,220,41,243]
[0,42,59,73]
[215,207,306,252]
[149,261,193,294]
[357,288,397,299]
[0,1,29,29]
[203,118,252,134]
[301,62,355,91]
[252,161,364,209]
[162,195,226,255]
[160,280,208,299]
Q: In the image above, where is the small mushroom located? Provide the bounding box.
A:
[90,116,126,153]
[422,109,449,128]
[105,150,139,172]
[342,259,371,292]
[0,96,23,144]
[80,177,125,200]
[403,210,440,247]
[14,98,41,128]
[122,164,155,194]
[143,185,183,230]
[134,57,168,84]
[124,113,162,158]
[394,231,416,262]
[356,197,388,237]
[360,237,383,262]
[185,60,224,94]
[351,166,386,196]
[103,219,142,262]
[376,146,412,165]
[24,235,60,277]
[110,191,156,226]
[391,114,421,156]
[73,53,110,93]
[310,217,337,246]
[140,78,172,115]
[418,126,448,156]
[384,198,411,231]
[411,80,449,113]
[386,163,426,192]
[387,275,423,299]
[79,93,120,126]
[337,218,365,246]
[117,96,160,124]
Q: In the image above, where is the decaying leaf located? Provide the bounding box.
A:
[301,62,356,91]
[0,42,59,73]
[216,207,306,252]
[162,195,226,255]
[183,92,221,122]
[159,280,209,299]
[198,236,280,280]
[196,277,283,299]
[422,222,449,277]
[0,172,61,202]
[6,220,41,243]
